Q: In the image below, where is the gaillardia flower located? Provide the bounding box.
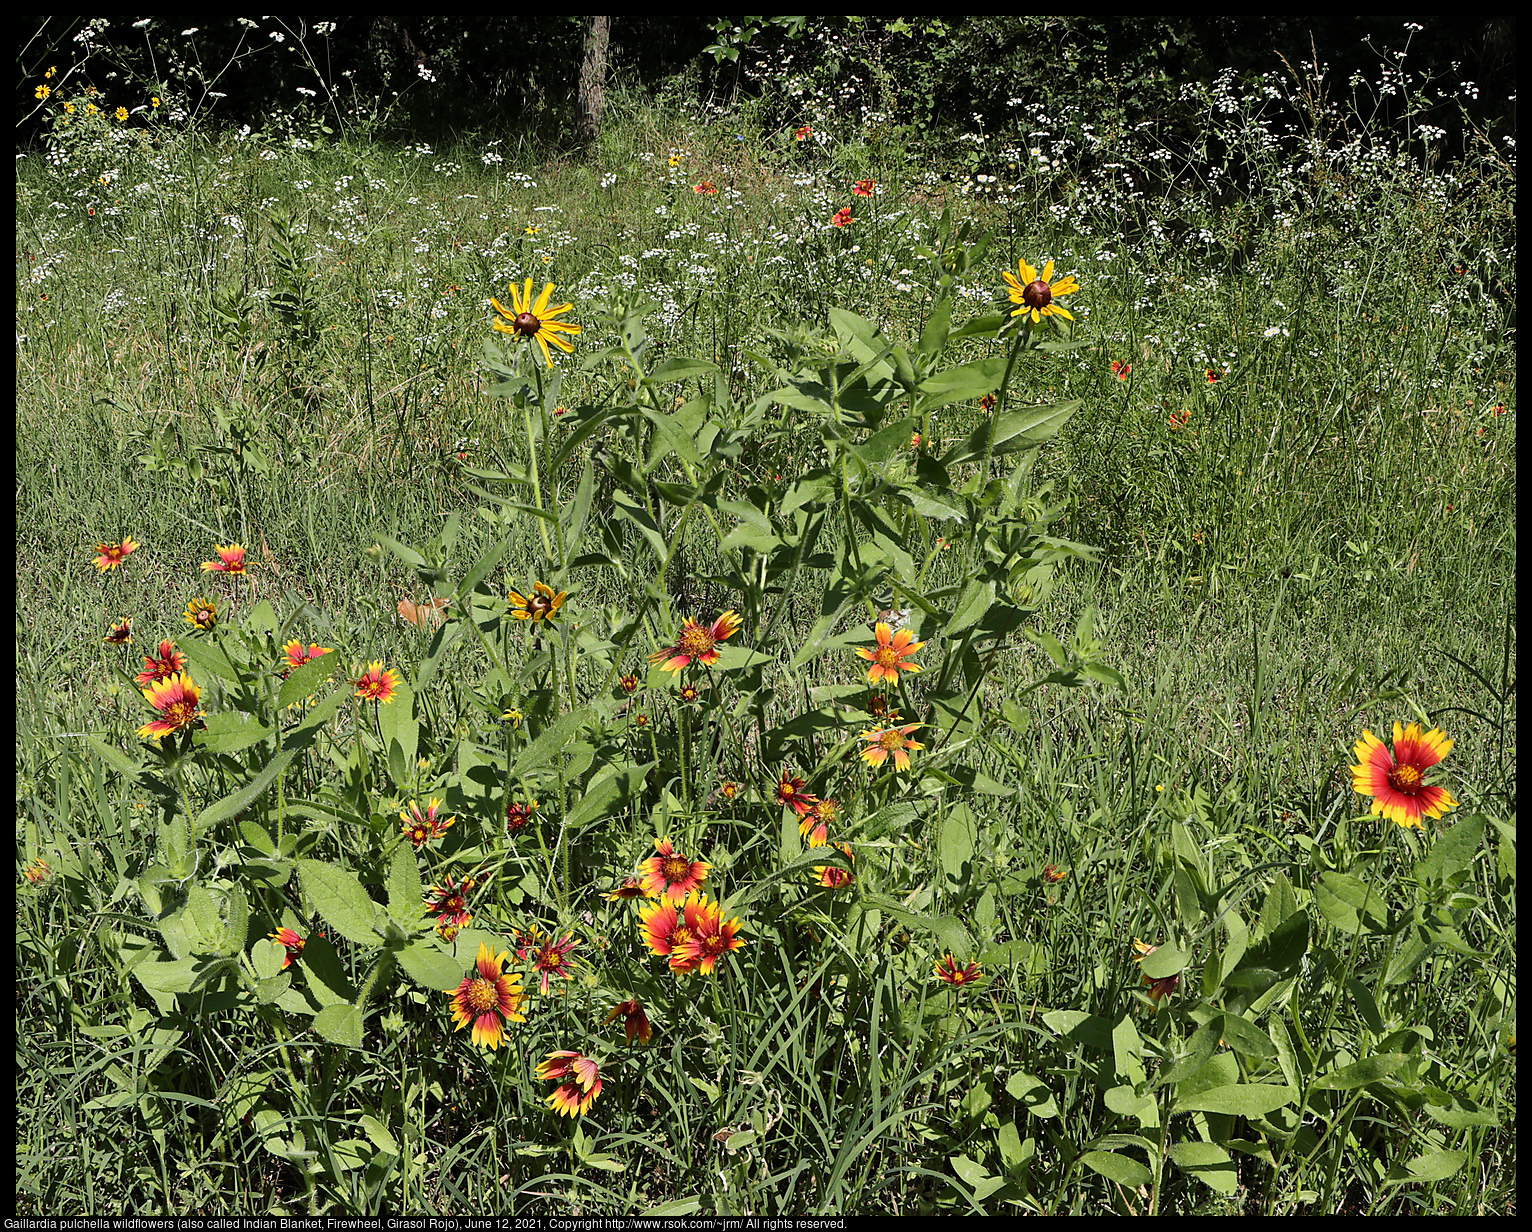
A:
[649,610,742,674]
[507,580,567,624]
[1131,938,1180,1009]
[605,997,653,1044]
[490,278,581,368]
[774,775,818,818]
[831,206,853,228]
[856,621,925,685]
[672,893,747,976]
[354,662,400,704]
[934,954,983,988]
[268,926,306,969]
[519,926,581,995]
[814,843,854,888]
[505,798,538,834]
[104,618,132,645]
[1350,722,1458,829]
[639,838,711,901]
[536,1050,603,1117]
[280,641,332,675]
[860,723,925,771]
[135,639,187,686]
[400,798,456,848]
[445,942,526,1050]
[200,543,248,574]
[137,673,204,740]
[852,179,875,197]
[424,875,475,932]
[1002,259,1080,326]
[93,536,139,572]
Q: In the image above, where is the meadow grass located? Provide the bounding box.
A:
[15,60,1515,1217]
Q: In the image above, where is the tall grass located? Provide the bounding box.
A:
[16,46,1515,1217]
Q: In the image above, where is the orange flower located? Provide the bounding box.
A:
[1204,369,1221,384]
[1110,359,1132,380]
[799,797,838,847]
[400,798,456,847]
[268,926,306,969]
[831,206,853,228]
[1042,864,1068,884]
[856,621,925,685]
[649,610,741,674]
[536,1050,603,1117]
[200,543,248,574]
[814,842,854,888]
[638,838,711,901]
[934,953,983,987]
[694,180,717,194]
[280,640,332,675]
[92,536,139,572]
[445,943,526,1050]
[671,893,747,976]
[134,639,185,685]
[104,618,132,645]
[1349,722,1458,829]
[604,997,652,1044]
[354,661,400,703]
[505,798,538,834]
[1131,937,1180,1009]
[137,672,204,740]
[859,723,924,771]
[637,896,688,966]
[852,179,875,196]
[774,775,818,818]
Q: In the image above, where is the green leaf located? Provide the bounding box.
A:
[509,710,586,779]
[1315,871,1389,932]
[938,803,979,877]
[297,859,384,945]
[396,939,465,992]
[644,356,719,384]
[359,1114,399,1155]
[565,761,652,830]
[195,746,297,830]
[1166,1141,1238,1194]
[940,400,1081,467]
[1388,1149,1468,1184]
[1079,1150,1153,1188]
[1312,1054,1412,1091]
[312,1002,364,1049]
[197,712,275,756]
[1415,813,1486,887]
[945,579,995,636]
[1216,1012,1278,1059]
[1005,1071,1058,1118]
[1172,1083,1297,1116]
[915,356,1007,414]
[276,652,344,711]
[1236,908,1308,976]
[385,840,423,927]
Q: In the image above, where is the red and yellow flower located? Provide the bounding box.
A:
[856,621,925,685]
[934,953,983,988]
[92,536,139,572]
[672,893,747,976]
[639,837,711,901]
[490,279,581,368]
[831,206,853,228]
[400,798,456,847]
[104,618,132,645]
[268,926,306,969]
[852,179,875,197]
[280,640,332,675]
[516,925,581,995]
[649,610,741,674]
[445,942,526,1050]
[536,1050,603,1117]
[1349,722,1458,829]
[505,798,538,834]
[354,661,400,704]
[424,875,475,932]
[200,543,248,574]
[134,639,186,685]
[1002,259,1080,326]
[1110,359,1132,380]
[814,842,854,888]
[137,673,205,740]
[1131,937,1180,1008]
[860,722,924,771]
[774,774,818,818]
[604,997,652,1044]
[799,797,839,847]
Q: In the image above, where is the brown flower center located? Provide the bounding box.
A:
[513,311,541,336]
[1023,280,1052,309]
[1388,764,1423,794]
[662,855,691,883]
[465,977,498,1014]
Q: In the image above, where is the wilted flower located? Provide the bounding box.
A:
[268,926,306,969]
[507,580,567,624]
[934,954,983,988]
[536,1050,603,1116]
[604,997,652,1044]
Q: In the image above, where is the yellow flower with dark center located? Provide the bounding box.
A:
[184,598,218,631]
[1002,259,1080,326]
[445,943,526,1050]
[508,580,567,624]
[490,278,581,367]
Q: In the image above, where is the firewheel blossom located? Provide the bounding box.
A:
[135,639,187,686]
[536,1050,603,1117]
[200,543,248,574]
[92,536,139,572]
[137,673,205,740]
[860,723,924,771]
[638,838,711,901]
[649,611,741,674]
[856,621,925,685]
[445,943,526,1050]
[354,662,400,704]
[1350,722,1458,829]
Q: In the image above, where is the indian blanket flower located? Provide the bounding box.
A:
[604,875,648,901]
[536,1050,603,1117]
[814,843,854,888]
[507,580,567,623]
[505,798,538,834]
[793,125,811,141]
[604,997,652,1044]
[1350,722,1459,829]
[934,954,983,988]
[93,536,139,572]
[23,857,52,885]
[424,875,475,932]
[800,797,839,847]
[672,893,747,976]
[199,543,248,575]
[135,639,187,686]
[639,837,711,901]
[1110,359,1132,380]
[860,722,925,771]
[103,618,132,646]
[852,179,875,196]
[137,672,204,740]
[637,896,692,970]
[184,598,218,632]
[445,942,526,1051]
[1002,259,1080,326]
[1042,864,1068,884]
[1131,938,1180,1008]
[693,180,717,194]
[518,926,581,995]
[268,927,306,969]
[774,774,818,818]
[400,798,456,847]
[618,673,639,695]
[831,206,853,228]
[280,640,332,675]
[1205,369,1221,384]
[856,621,925,685]
[649,610,742,674]
[354,661,400,703]
[490,278,581,368]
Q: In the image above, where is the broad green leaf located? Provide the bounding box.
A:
[1079,1150,1153,1188]
[359,1114,399,1155]
[385,840,423,926]
[915,355,1007,413]
[938,803,978,877]
[1236,908,1308,976]
[1005,1072,1058,1118]
[195,746,297,830]
[1042,1009,1114,1051]
[297,859,383,945]
[1172,1083,1297,1116]
[508,710,586,779]
[644,356,719,384]
[1315,870,1389,932]
[1389,1149,1468,1184]
[197,712,275,756]
[276,652,344,712]
[1166,1141,1238,1195]
[396,940,465,992]
[565,762,652,830]
[1415,813,1486,887]
[945,578,995,636]
[312,1002,364,1049]
[1216,1012,1278,1059]
[1312,1054,1412,1091]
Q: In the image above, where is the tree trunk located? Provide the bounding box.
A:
[576,16,611,145]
